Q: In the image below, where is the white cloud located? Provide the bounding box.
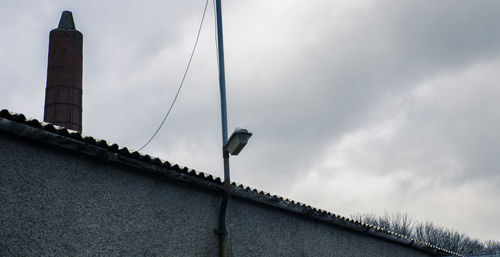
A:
[2,0,500,242]
[289,57,500,240]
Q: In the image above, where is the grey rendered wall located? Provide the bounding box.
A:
[0,133,433,257]
[0,133,220,256]
[228,199,431,257]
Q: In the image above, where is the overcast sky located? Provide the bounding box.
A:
[1,0,500,242]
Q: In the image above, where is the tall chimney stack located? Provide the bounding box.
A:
[44,11,83,132]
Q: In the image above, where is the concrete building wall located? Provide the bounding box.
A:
[0,131,434,257]
[228,200,430,257]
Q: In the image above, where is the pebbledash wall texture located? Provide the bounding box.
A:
[1,10,459,257]
[0,111,459,257]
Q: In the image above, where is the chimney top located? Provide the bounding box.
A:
[57,11,76,30]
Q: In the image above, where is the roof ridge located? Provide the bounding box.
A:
[0,108,222,184]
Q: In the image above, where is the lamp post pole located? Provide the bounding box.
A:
[215,0,230,256]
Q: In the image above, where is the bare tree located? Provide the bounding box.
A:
[391,212,413,237]
[413,221,486,255]
[482,240,500,255]
[352,212,499,256]
[352,212,414,237]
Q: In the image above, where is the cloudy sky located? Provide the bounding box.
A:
[1,0,500,242]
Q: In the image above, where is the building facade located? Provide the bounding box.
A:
[0,110,457,256]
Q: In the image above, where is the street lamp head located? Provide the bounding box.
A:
[224,128,252,155]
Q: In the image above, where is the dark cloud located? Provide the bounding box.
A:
[222,0,500,194]
[1,0,500,241]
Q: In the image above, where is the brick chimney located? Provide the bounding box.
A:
[44,11,83,132]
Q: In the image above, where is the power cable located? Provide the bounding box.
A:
[138,0,210,151]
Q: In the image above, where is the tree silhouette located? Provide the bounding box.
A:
[352,212,500,255]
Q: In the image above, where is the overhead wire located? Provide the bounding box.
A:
[137,0,210,151]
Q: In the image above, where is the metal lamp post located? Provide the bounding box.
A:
[214,1,252,257]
